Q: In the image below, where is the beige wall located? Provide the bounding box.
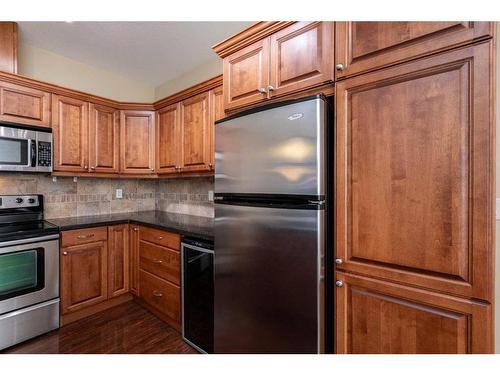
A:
[18,43,156,102]
[154,59,222,100]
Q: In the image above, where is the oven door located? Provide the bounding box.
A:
[0,125,37,172]
[0,234,59,315]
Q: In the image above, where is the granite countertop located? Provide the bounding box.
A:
[47,211,214,241]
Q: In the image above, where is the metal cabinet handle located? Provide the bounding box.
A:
[151,168,154,171]
[335,258,343,265]
[335,63,344,71]
[133,227,139,231]
[267,85,275,92]
[77,234,94,239]
[153,291,163,297]
[90,166,95,170]
[335,280,344,288]
[156,236,163,240]
[84,165,88,169]
[258,87,267,93]
[62,251,68,256]
[153,259,163,264]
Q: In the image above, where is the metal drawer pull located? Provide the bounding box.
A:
[153,259,163,264]
[335,280,343,288]
[77,234,94,239]
[62,251,68,256]
[155,236,163,240]
[153,291,163,298]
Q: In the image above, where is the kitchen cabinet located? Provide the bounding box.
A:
[52,95,89,172]
[120,110,155,174]
[0,22,17,74]
[89,103,120,173]
[60,228,108,314]
[108,224,130,298]
[0,81,51,127]
[129,225,140,296]
[209,85,224,168]
[334,272,493,353]
[335,21,493,78]
[156,103,180,174]
[335,42,494,301]
[179,92,211,172]
[219,22,334,111]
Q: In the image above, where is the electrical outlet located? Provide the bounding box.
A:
[73,177,78,182]
[52,176,57,182]
[208,190,214,202]
[116,189,123,199]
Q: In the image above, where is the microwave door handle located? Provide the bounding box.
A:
[30,139,36,167]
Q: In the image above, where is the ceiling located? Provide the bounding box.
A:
[17,22,252,86]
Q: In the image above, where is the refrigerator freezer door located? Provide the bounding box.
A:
[214,203,324,353]
[215,97,326,196]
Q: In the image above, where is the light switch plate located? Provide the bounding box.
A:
[208,190,214,202]
[496,198,500,220]
[116,189,123,199]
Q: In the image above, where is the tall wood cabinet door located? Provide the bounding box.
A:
[223,38,269,110]
[335,42,494,301]
[129,225,140,296]
[269,22,334,97]
[209,85,224,169]
[156,103,180,174]
[88,103,120,173]
[52,95,89,172]
[335,21,493,78]
[179,92,211,172]
[120,110,155,174]
[61,240,108,314]
[0,82,51,127]
[334,272,493,354]
[0,22,17,74]
[107,224,130,298]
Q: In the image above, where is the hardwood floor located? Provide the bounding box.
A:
[2,301,197,354]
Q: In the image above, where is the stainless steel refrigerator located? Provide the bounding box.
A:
[214,95,330,354]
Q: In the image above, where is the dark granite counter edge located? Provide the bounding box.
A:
[47,216,213,242]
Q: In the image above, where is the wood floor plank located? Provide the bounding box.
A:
[2,301,197,354]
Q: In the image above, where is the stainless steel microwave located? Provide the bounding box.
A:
[0,124,52,172]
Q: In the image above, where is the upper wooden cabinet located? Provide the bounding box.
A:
[335,42,494,301]
[218,22,334,111]
[209,86,224,168]
[335,272,493,354]
[52,94,89,173]
[120,110,155,174]
[269,22,334,97]
[179,92,211,172]
[89,103,120,173]
[0,22,17,74]
[156,103,180,174]
[335,21,493,78]
[223,38,269,110]
[0,81,51,127]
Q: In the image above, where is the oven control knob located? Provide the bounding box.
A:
[28,198,35,203]
[15,198,23,203]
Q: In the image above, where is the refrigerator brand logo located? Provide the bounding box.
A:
[287,113,303,121]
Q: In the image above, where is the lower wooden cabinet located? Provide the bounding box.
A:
[334,272,493,354]
[60,233,108,315]
[129,225,140,296]
[108,225,130,298]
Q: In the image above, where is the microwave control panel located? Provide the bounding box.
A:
[38,141,52,167]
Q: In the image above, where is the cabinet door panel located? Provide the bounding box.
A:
[209,85,224,169]
[335,43,493,300]
[156,103,180,174]
[120,110,155,174]
[269,22,334,97]
[180,92,211,172]
[52,95,89,172]
[108,224,129,298]
[335,21,493,78]
[129,225,140,296]
[89,103,119,173]
[335,272,492,353]
[61,241,108,314]
[223,38,269,110]
[0,82,51,127]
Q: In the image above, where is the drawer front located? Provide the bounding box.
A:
[139,240,180,285]
[61,226,108,247]
[139,226,180,250]
[139,270,180,323]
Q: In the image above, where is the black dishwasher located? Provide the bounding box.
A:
[181,236,214,353]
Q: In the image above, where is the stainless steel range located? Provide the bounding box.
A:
[0,195,60,351]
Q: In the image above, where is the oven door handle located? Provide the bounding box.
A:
[30,139,37,167]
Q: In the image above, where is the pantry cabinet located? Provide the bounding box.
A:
[334,272,492,354]
[89,103,120,173]
[52,95,89,173]
[120,110,155,174]
[335,21,493,78]
[108,225,130,298]
[0,81,51,127]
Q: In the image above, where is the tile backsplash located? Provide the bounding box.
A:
[0,173,214,219]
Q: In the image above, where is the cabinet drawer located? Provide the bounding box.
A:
[139,270,180,323]
[139,240,180,285]
[61,226,108,247]
[139,226,180,250]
